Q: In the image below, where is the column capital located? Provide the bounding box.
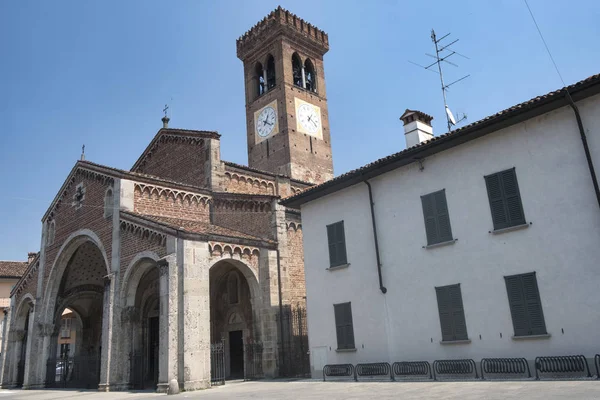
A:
[121,306,139,323]
[38,323,56,337]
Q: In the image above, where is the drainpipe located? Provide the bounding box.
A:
[564,90,600,210]
[364,180,387,294]
[276,249,285,369]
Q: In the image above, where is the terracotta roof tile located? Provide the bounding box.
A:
[0,261,28,279]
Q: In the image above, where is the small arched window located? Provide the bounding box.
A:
[228,272,239,305]
[266,55,276,90]
[104,187,114,219]
[304,59,316,92]
[255,62,265,98]
[292,53,303,88]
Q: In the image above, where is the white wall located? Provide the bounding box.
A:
[301,94,600,376]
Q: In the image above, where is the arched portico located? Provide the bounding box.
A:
[10,295,34,388]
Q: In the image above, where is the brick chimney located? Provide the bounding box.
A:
[400,109,434,148]
[27,252,37,264]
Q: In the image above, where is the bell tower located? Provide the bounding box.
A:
[237,7,334,184]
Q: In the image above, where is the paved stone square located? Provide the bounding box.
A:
[1,379,600,400]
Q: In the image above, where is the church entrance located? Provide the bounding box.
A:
[15,306,31,388]
[228,330,244,379]
[209,259,260,380]
[145,316,159,388]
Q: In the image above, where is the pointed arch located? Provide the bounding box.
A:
[266,54,276,90]
[254,62,265,98]
[292,52,303,87]
[304,58,316,92]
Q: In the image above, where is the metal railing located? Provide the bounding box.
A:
[392,361,432,380]
[534,355,591,380]
[211,341,226,386]
[45,356,100,389]
[354,362,392,381]
[595,354,600,379]
[481,358,531,380]
[323,364,354,381]
[432,359,478,380]
[244,341,264,380]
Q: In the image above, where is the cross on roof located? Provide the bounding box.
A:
[163,104,169,117]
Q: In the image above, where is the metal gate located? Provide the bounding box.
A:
[277,305,310,377]
[211,340,225,385]
[45,356,100,389]
[129,352,144,389]
[244,340,264,380]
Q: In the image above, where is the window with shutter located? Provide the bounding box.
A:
[326,221,347,268]
[435,284,468,341]
[333,302,355,349]
[421,190,453,245]
[485,168,526,230]
[504,272,547,337]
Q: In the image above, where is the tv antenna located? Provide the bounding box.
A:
[409,29,470,133]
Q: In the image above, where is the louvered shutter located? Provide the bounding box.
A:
[422,193,439,245]
[327,222,347,267]
[485,173,509,229]
[435,286,454,341]
[500,169,526,227]
[505,273,546,336]
[434,191,453,243]
[334,303,345,347]
[327,224,337,266]
[449,285,468,340]
[335,222,347,265]
[334,303,355,349]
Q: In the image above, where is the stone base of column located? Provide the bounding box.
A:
[22,383,45,390]
[98,382,130,392]
[182,379,210,391]
[156,382,172,393]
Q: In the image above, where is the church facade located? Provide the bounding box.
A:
[0,7,333,392]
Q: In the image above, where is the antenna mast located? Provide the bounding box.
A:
[409,29,470,133]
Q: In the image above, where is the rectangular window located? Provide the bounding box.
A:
[485,168,526,230]
[333,302,355,350]
[421,190,453,245]
[327,221,347,268]
[505,272,547,337]
[60,318,71,339]
[435,284,468,342]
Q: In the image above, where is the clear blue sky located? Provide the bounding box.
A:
[1,0,599,260]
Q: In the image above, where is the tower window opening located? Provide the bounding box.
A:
[266,55,276,90]
[304,59,316,92]
[292,53,303,88]
[255,62,265,97]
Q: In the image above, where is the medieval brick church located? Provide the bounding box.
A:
[0,7,333,392]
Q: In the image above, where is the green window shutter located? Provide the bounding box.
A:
[335,221,347,265]
[505,272,546,336]
[485,173,509,229]
[421,193,439,245]
[435,286,454,341]
[500,169,526,227]
[522,273,547,335]
[422,190,453,245]
[334,302,355,349]
[436,284,468,341]
[434,191,453,242]
[327,224,337,266]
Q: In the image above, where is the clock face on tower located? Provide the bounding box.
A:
[254,100,279,143]
[294,98,323,139]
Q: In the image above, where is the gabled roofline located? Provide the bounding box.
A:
[10,254,39,297]
[281,73,600,208]
[42,160,213,222]
[131,128,221,172]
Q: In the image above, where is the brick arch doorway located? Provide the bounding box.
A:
[209,259,259,380]
[12,296,34,388]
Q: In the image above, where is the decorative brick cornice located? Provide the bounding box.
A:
[224,171,276,195]
[134,182,212,206]
[208,242,260,259]
[212,197,272,213]
[12,260,40,297]
[120,220,167,246]
[286,222,302,231]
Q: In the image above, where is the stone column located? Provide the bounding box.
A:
[258,249,279,378]
[21,309,38,389]
[301,66,306,89]
[37,323,56,387]
[119,306,138,389]
[157,255,178,393]
[99,275,116,391]
[263,70,268,93]
[179,240,211,391]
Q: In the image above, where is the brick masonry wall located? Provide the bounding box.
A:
[223,172,276,195]
[134,135,208,188]
[283,224,306,306]
[212,202,275,240]
[119,225,167,282]
[133,185,210,222]
[43,169,114,286]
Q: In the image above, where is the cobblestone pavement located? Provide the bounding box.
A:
[1,379,600,399]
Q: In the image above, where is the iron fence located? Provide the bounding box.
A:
[323,364,354,381]
[534,355,591,380]
[244,340,264,380]
[595,354,600,379]
[45,356,100,389]
[392,361,432,380]
[211,340,226,386]
[432,359,478,380]
[481,358,531,380]
[277,305,310,378]
[355,362,393,381]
